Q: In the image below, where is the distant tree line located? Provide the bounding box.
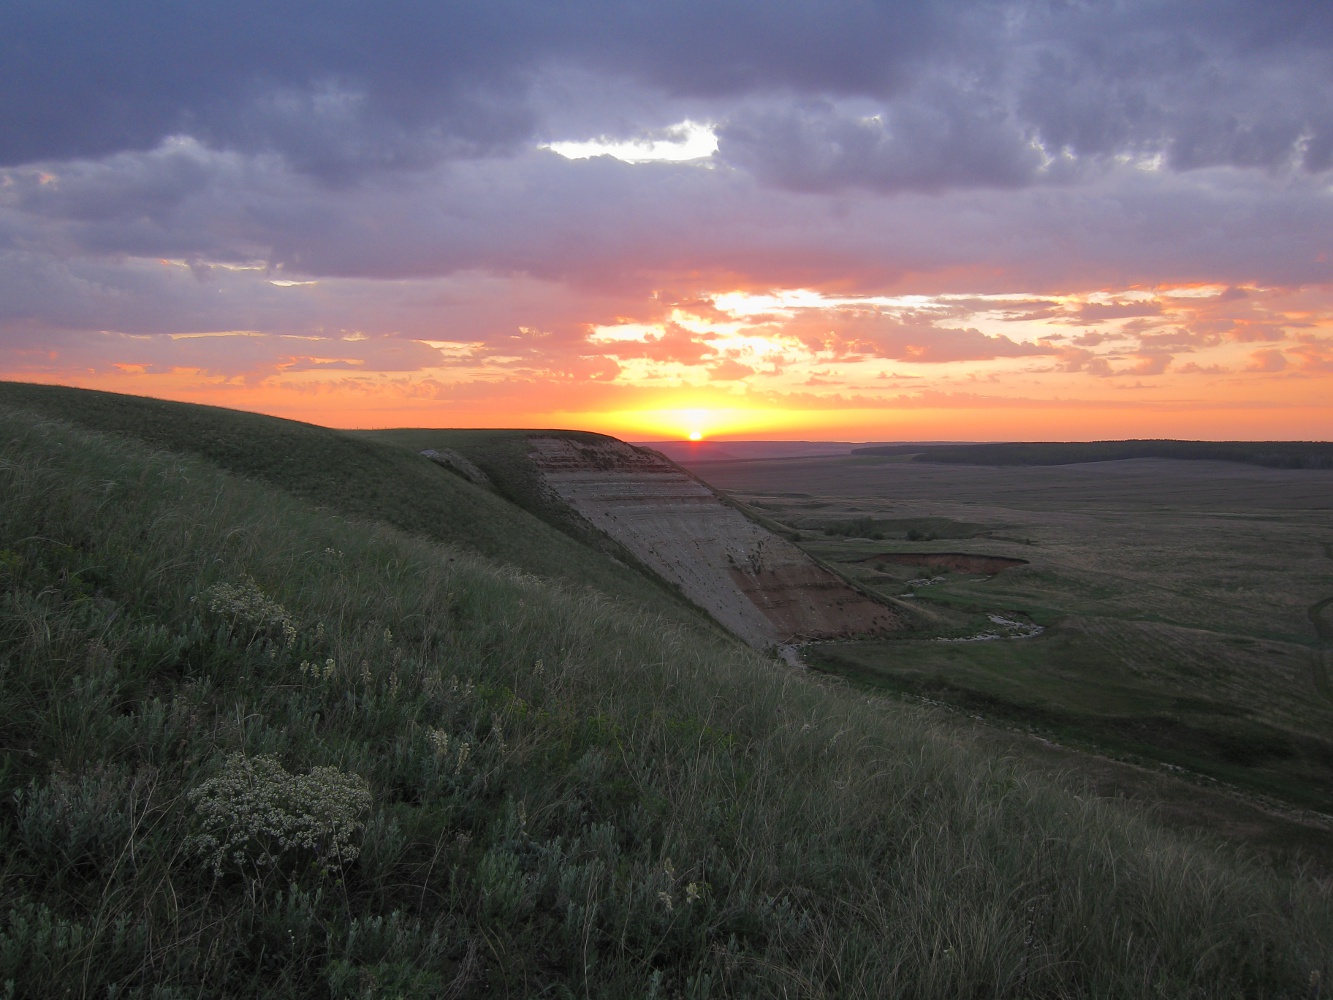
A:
[851,440,1333,469]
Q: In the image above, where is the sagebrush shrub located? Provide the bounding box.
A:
[14,765,153,870]
[197,577,298,646]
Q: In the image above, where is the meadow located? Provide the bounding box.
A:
[1,383,1331,997]
[689,453,1333,864]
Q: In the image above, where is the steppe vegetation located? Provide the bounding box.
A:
[1,385,1331,997]
[0,383,697,625]
[693,453,1333,862]
[362,429,654,559]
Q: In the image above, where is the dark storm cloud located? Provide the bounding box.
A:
[8,1,1329,187]
[6,144,1331,301]
[1012,0,1333,174]
[715,88,1045,194]
[0,0,944,177]
[2,1,1331,335]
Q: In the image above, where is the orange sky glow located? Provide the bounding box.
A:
[4,3,1332,444]
[10,280,1332,441]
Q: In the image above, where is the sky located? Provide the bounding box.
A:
[2,1,1331,441]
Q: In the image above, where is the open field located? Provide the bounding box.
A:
[852,439,1333,469]
[688,454,1333,852]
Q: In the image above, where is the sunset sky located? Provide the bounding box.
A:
[2,1,1331,440]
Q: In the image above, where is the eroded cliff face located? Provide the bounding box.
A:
[528,436,904,649]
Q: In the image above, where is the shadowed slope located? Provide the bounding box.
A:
[0,382,700,621]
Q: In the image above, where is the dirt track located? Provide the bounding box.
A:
[529,437,905,648]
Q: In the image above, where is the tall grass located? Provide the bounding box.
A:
[1,406,1330,998]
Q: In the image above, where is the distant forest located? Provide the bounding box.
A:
[851,440,1333,469]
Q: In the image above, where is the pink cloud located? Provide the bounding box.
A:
[708,358,756,381]
[772,308,1053,363]
[596,322,714,365]
[1288,337,1333,372]
[1124,352,1173,376]
[1245,348,1288,372]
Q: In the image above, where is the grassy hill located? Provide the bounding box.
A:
[0,382,702,627]
[1,386,1331,997]
[362,428,648,564]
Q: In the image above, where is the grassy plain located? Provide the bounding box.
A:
[851,439,1333,469]
[2,385,1332,996]
[689,454,1333,849]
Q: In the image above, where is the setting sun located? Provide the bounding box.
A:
[688,430,703,441]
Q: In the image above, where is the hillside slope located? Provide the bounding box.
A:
[0,382,701,624]
[529,436,905,648]
[371,428,908,649]
[2,394,1331,996]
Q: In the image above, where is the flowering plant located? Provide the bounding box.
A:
[186,753,371,878]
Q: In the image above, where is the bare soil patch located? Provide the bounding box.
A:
[863,552,1028,575]
[529,437,906,648]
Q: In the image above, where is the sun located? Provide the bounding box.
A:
[688,430,703,441]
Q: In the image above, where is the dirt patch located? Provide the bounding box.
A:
[863,552,1028,575]
[529,436,906,648]
[727,565,903,642]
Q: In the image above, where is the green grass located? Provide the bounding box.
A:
[852,439,1333,470]
[362,428,657,570]
[808,627,1333,815]
[0,382,699,626]
[687,456,1333,860]
[2,394,1332,996]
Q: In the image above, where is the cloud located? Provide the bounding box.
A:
[715,88,1044,194]
[773,309,1054,363]
[1245,348,1288,372]
[1124,352,1173,376]
[0,0,947,177]
[1289,336,1333,372]
[4,0,1330,191]
[1013,1,1333,174]
[6,123,1333,307]
[1072,301,1163,324]
[595,322,714,365]
[708,358,756,381]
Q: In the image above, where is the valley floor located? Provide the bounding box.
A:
[687,453,1333,869]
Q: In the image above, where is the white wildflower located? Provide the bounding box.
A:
[200,577,298,646]
[186,753,371,878]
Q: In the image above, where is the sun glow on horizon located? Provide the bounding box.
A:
[603,405,808,441]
